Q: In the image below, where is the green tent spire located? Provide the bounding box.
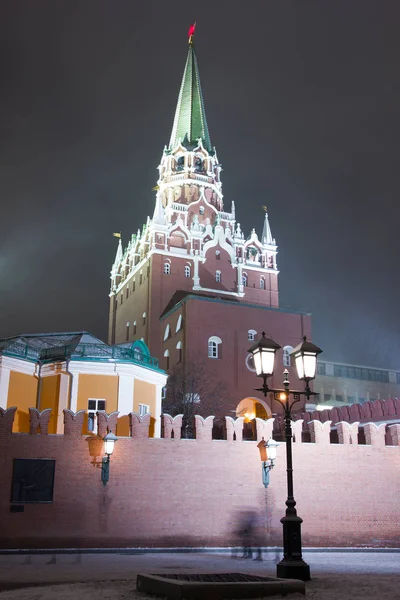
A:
[169,39,212,152]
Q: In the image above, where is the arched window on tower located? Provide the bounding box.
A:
[133,321,137,335]
[176,314,183,332]
[216,250,220,260]
[215,270,221,283]
[208,336,222,359]
[242,273,248,287]
[164,324,170,341]
[260,277,265,290]
[176,156,184,171]
[164,349,170,370]
[142,312,146,325]
[164,261,171,275]
[248,329,257,342]
[176,341,183,363]
[184,265,191,278]
[283,346,294,368]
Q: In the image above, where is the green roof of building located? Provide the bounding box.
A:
[169,42,212,152]
[0,332,163,372]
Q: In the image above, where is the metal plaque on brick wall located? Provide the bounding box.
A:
[11,459,56,503]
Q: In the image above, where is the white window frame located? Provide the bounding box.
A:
[283,346,294,368]
[176,314,182,332]
[242,273,248,287]
[260,277,265,290]
[216,270,221,283]
[208,336,222,359]
[87,398,106,434]
[138,404,150,417]
[184,265,191,278]
[164,261,171,275]
[248,329,257,341]
[164,349,170,370]
[164,324,170,340]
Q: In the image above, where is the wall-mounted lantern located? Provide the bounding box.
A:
[101,431,118,486]
[257,437,279,488]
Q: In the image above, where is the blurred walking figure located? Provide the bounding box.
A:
[233,509,262,560]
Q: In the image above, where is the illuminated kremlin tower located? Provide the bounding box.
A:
[108,27,311,416]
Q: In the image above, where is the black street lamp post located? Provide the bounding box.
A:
[248,333,322,582]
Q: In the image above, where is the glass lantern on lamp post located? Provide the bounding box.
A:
[248,333,322,582]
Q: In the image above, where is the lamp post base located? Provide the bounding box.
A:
[277,558,310,582]
[277,513,310,581]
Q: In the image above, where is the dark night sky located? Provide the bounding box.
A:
[1,1,400,368]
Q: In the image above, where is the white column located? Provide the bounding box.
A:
[118,374,134,416]
[57,373,70,433]
[154,384,163,438]
[0,367,11,409]
[237,262,243,294]
[193,256,200,287]
[70,373,79,412]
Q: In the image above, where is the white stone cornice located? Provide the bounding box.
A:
[242,264,280,274]
[66,359,167,384]
[192,285,245,298]
[69,361,117,376]
[115,363,167,385]
[0,356,36,375]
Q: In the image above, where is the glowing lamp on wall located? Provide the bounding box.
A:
[101,431,118,486]
[266,437,279,465]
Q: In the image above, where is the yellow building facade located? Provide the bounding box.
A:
[0,332,167,437]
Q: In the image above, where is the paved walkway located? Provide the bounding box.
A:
[0,550,398,590]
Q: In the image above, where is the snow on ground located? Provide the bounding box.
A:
[0,551,398,600]
[0,576,399,600]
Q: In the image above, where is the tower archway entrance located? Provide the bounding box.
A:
[235,397,272,440]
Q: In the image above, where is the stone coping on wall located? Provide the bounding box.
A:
[295,397,400,425]
[0,407,399,446]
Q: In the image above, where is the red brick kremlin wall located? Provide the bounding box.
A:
[0,407,399,549]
